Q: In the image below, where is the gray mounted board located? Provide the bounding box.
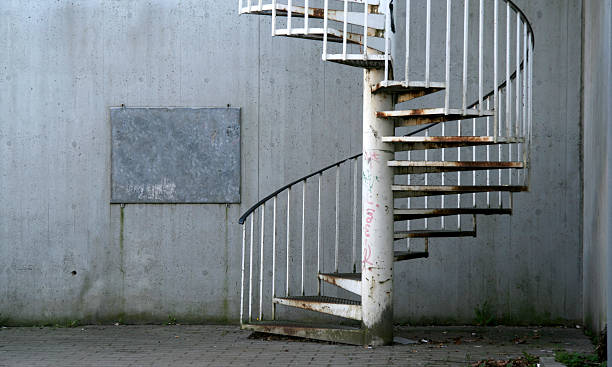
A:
[111,107,241,203]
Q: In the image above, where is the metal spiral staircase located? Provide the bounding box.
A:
[237,0,534,346]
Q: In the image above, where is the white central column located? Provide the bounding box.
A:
[361,68,395,346]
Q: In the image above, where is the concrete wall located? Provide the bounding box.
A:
[0,0,583,325]
[582,0,612,335]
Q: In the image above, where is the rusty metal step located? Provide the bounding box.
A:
[273,28,385,53]
[389,160,525,174]
[393,251,429,261]
[393,230,476,239]
[392,185,528,198]
[242,321,364,345]
[376,108,494,127]
[274,296,362,321]
[318,273,361,295]
[326,57,386,69]
[239,4,385,30]
[372,81,445,103]
[394,207,512,221]
[382,136,524,151]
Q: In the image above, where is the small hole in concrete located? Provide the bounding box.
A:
[71,271,77,276]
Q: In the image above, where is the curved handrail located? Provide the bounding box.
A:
[238,0,535,226]
[238,121,443,225]
[506,0,535,46]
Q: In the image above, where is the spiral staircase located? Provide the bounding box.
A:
[237,0,534,346]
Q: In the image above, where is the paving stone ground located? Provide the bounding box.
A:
[0,324,595,366]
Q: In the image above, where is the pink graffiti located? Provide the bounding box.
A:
[362,200,379,267]
[362,238,373,266]
[364,151,380,169]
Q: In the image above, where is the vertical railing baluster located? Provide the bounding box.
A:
[444,0,451,113]
[407,150,411,250]
[424,129,429,229]
[305,0,309,34]
[505,2,511,138]
[271,0,277,35]
[301,180,306,296]
[462,0,469,114]
[363,0,369,56]
[240,222,246,324]
[286,187,291,296]
[249,214,254,322]
[352,158,358,273]
[384,4,390,82]
[458,119,461,228]
[239,0,244,14]
[478,0,484,115]
[247,0,251,11]
[486,98,491,207]
[323,0,329,60]
[425,0,431,87]
[472,116,476,207]
[259,205,265,320]
[287,0,292,33]
[522,22,528,179]
[528,37,533,186]
[258,0,262,11]
[405,0,411,82]
[493,0,499,142]
[499,93,503,207]
[335,164,340,273]
[343,0,348,60]
[515,13,521,139]
[272,196,277,319]
[506,4,512,187]
[317,173,322,295]
[441,122,445,229]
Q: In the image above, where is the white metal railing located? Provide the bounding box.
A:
[238,155,362,324]
[239,0,535,320]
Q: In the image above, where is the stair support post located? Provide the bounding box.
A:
[362,68,395,346]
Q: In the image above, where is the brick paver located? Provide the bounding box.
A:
[0,325,595,366]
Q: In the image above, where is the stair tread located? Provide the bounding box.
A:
[378,108,494,118]
[388,160,524,167]
[383,136,523,143]
[393,185,528,191]
[243,320,361,330]
[394,207,511,218]
[275,296,361,306]
[240,4,385,30]
[394,230,476,238]
[242,321,364,345]
[372,81,445,94]
[274,28,384,52]
[394,251,429,261]
[383,136,524,151]
[393,185,528,198]
[377,108,494,127]
[319,272,361,280]
[327,58,386,69]
[389,160,524,174]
